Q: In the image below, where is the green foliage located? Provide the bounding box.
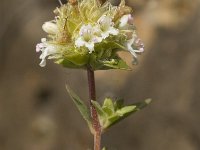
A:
[92,98,152,131]
[56,40,131,70]
[66,85,94,133]
[88,41,131,70]
[66,85,152,134]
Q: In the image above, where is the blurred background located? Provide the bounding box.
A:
[1,0,200,149]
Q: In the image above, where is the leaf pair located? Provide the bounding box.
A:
[66,85,151,133]
[91,98,151,131]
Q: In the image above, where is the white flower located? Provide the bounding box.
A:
[119,14,134,29]
[36,38,57,67]
[75,24,102,53]
[126,35,144,58]
[97,15,119,39]
[42,22,58,34]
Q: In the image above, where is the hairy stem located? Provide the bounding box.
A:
[87,67,101,150]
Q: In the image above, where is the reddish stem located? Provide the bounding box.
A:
[87,67,101,150]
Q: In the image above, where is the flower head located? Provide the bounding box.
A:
[36,0,145,70]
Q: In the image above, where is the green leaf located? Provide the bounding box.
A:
[89,98,152,131]
[105,106,136,129]
[103,59,131,70]
[114,99,124,110]
[91,100,106,117]
[116,106,136,116]
[66,85,93,132]
[104,99,152,129]
[102,98,115,116]
[89,40,131,71]
[132,99,152,112]
[91,100,107,126]
[107,114,120,126]
[57,59,82,68]
[64,51,89,66]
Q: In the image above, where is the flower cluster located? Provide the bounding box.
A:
[75,15,119,53]
[36,0,144,70]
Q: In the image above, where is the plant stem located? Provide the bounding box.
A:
[87,66,102,150]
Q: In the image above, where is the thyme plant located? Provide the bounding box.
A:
[36,0,151,149]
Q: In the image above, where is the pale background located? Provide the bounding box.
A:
[1,0,200,150]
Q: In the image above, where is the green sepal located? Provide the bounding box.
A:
[66,19,78,35]
[66,85,93,133]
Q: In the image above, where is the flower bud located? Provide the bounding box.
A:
[42,22,58,34]
[119,14,134,28]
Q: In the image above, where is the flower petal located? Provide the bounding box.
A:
[125,35,144,58]
[108,27,119,35]
[85,42,95,53]
[39,59,46,67]
[36,39,57,67]
[75,37,86,47]
[101,32,110,39]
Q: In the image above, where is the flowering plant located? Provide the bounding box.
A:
[36,0,151,149]
[36,0,144,69]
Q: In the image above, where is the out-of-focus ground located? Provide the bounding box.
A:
[1,0,200,150]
